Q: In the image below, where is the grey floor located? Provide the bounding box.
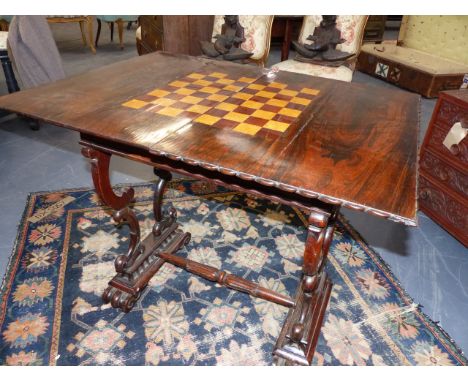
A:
[0,21,467,355]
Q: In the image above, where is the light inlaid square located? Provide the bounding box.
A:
[266,98,288,107]
[301,88,320,96]
[224,112,249,123]
[187,104,211,114]
[169,80,190,88]
[181,96,204,104]
[122,99,148,109]
[210,72,227,78]
[208,94,229,102]
[290,97,312,106]
[264,120,290,132]
[193,79,212,87]
[252,109,275,120]
[187,73,206,80]
[248,84,266,91]
[224,84,242,92]
[216,78,235,85]
[151,98,176,107]
[157,107,184,117]
[199,86,220,94]
[268,82,287,89]
[216,102,237,112]
[278,108,301,118]
[233,123,262,135]
[175,88,196,96]
[233,92,253,100]
[279,89,299,97]
[148,89,170,98]
[195,114,220,125]
[256,90,276,99]
[241,100,263,109]
[238,77,257,83]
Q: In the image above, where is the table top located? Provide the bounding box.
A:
[0,52,420,225]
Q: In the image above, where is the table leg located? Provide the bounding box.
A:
[281,18,292,61]
[81,146,190,312]
[274,206,339,365]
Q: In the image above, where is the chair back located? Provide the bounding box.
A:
[212,15,273,66]
[398,16,468,65]
[299,16,368,56]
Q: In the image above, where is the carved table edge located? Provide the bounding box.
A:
[150,148,418,227]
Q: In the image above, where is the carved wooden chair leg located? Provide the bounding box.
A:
[95,18,102,48]
[116,19,125,49]
[274,205,339,365]
[79,20,87,46]
[86,16,96,54]
[81,144,190,312]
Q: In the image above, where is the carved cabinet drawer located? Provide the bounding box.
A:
[420,150,468,200]
[419,176,468,247]
[419,90,468,247]
[425,99,468,165]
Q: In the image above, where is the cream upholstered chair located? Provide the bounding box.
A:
[273,16,368,82]
[211,16,273,66]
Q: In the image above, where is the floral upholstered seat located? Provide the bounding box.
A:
[211,15,274,66]
[273,16,368,82]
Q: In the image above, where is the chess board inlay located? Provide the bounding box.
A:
[122,71,320,136]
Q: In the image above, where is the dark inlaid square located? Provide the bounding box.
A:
[245,116,269,127]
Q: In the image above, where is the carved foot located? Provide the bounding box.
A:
[103,212,191,313]
[273,272,332,366]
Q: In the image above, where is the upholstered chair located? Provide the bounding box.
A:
[211,15,274,67]
[95,16,138,49]
[272,16,368,82]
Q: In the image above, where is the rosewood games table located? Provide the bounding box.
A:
[0,52,419,365]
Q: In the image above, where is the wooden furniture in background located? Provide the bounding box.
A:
[95,16,138,50]
[136,16,214,56]
[358,16,468,98]
[419,90,468,246]
[46,16,95,54]
[271,16,303,61]
[363,15,387,43]
[0,52,419,365]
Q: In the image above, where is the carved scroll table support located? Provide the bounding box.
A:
[274,206,339,365]
[81,141,338,365]
[81,144,191,312]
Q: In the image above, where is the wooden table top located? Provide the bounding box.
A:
[0,52,420,225]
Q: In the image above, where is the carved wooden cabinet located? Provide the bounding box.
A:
[137,16,214,56]
[419,90,468,246]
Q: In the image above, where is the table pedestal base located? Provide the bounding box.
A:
[102,216,191,312]
[81,142,338,365]
[274,272,332,365]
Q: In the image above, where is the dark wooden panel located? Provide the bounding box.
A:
[138,15,214,56]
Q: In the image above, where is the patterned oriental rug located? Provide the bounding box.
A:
[0,179,466,366]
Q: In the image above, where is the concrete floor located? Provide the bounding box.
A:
[0,20,467,355]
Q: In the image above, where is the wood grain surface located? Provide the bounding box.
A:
[0,52,420,225]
